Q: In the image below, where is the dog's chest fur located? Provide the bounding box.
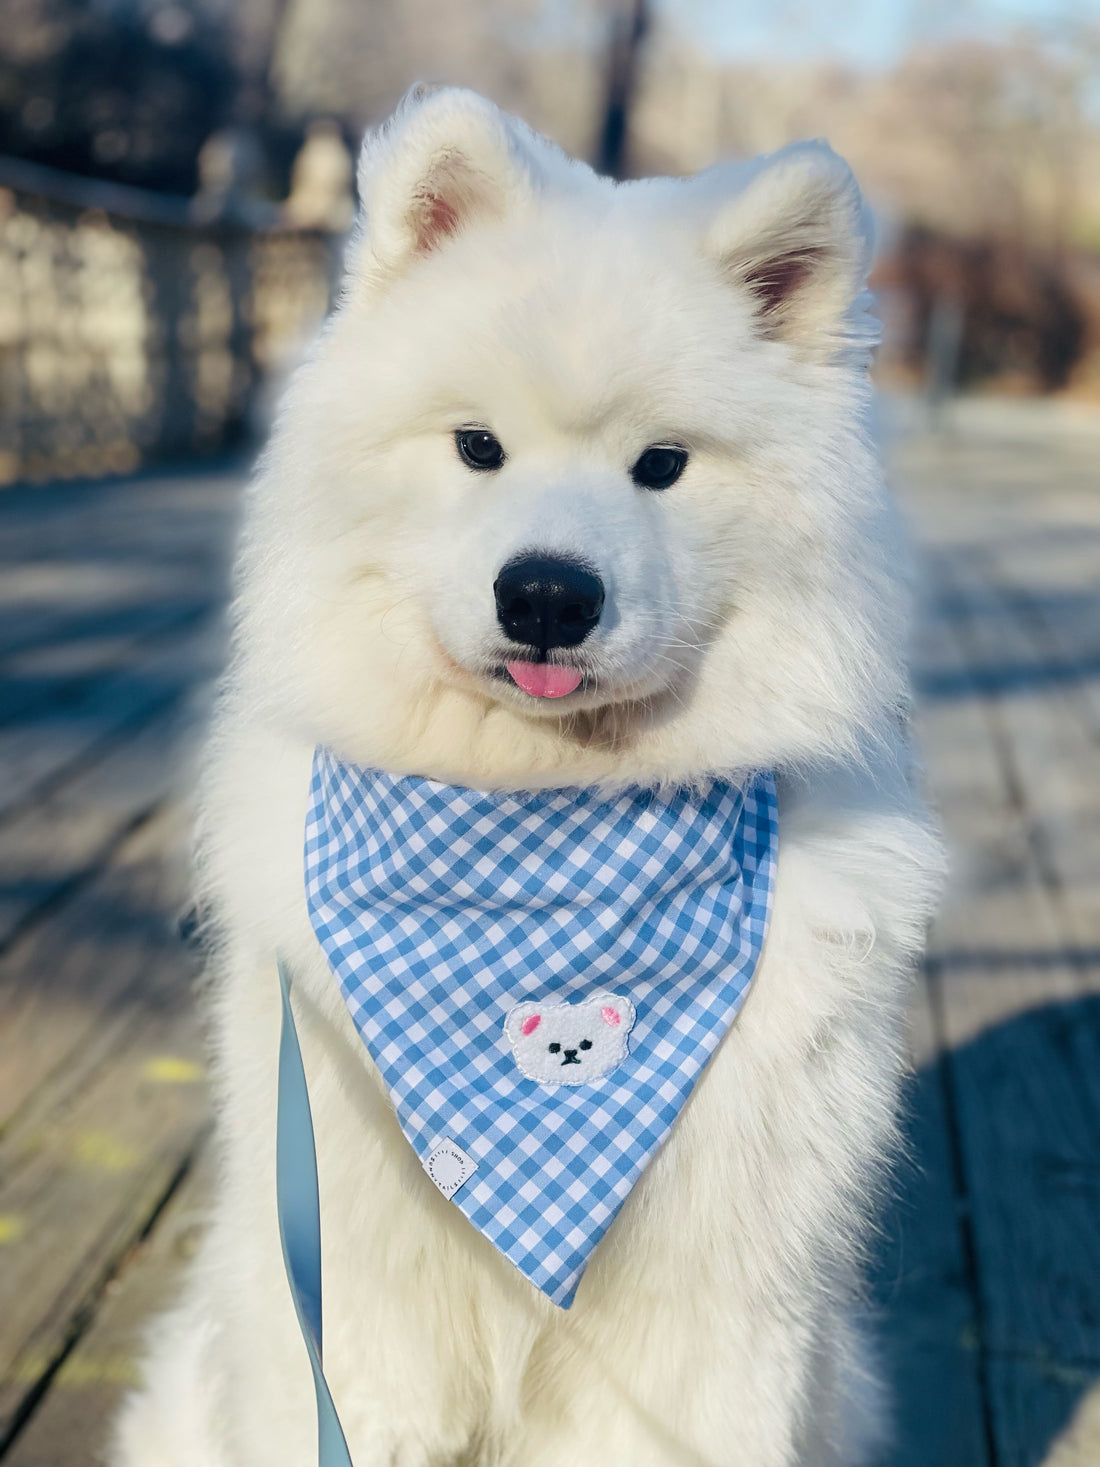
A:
[174,725,939,1466]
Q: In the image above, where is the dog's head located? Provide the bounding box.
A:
[243,87,906,786]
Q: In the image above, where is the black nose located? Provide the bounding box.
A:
[493,555,604,653]
[562,1049,580,1064]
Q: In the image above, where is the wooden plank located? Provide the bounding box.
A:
[986,1359,1097,1467]
[0,946,207,1439]
[874,974,990,1467]
[0,468,239,699]
[921,569,1100,1343]
[923,558,1100,1380]
[1,1153,211,1466]
[944,554,1100,956]
[0,613,221,825]
[895,429,1100,1467]
[997,575,1100,753]
[0,463,230,1459]
[941,985,1100,1366]
[1031,1377,1100,1467]
[872,567,1016,1467]
[0,692,201,953]
[914,570,1078,1002]
[0,599,210,726]
[0,464,242,560]
[0,807,193,1143]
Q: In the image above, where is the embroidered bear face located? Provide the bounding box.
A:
[504,993,636,1086]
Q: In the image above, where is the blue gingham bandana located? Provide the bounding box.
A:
[304,748,778,1307]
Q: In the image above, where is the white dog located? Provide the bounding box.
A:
[113,86,942,1467]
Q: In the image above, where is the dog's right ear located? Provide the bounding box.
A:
[700,141,875,360]
[355,86,542,283]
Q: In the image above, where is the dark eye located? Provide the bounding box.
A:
[579,1039,593,1051]
[455,428,505,471]
[631,444,688,491]
[548,1042,561,1054]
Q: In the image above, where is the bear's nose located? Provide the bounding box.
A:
[562,1048,580,1064]
[494,555,604,653]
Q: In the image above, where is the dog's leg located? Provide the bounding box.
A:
[110,1300,229,1467]
[116,945,548,1467]
[498,1059,890,1467]
[497,1065,893,1467]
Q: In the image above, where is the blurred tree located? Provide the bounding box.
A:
[629,20,1100,255]
[0,0,613,198]
[595,0,648,177]
[883,225,1086,392]
[0,0,237,193]
[626,14,1100,393]
[265,0,606,165]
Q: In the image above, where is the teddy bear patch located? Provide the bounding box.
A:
[504,993,636,1086]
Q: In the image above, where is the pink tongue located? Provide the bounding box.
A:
[506,661,583,698]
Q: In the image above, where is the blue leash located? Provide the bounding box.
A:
[276,961,355,1467]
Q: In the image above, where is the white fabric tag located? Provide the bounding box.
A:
[425,1140,477,1199]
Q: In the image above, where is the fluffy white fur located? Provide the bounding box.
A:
[112,87,942,1467]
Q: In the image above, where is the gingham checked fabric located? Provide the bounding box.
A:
[304,748,778,1307]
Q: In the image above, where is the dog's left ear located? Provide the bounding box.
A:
[355,85,544,283]
[702,142,874,358]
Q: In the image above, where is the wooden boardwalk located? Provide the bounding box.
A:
[1,403,1099,1466]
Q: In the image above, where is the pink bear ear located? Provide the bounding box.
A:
[521,1014,542,1036]
[601,1006,621,1028]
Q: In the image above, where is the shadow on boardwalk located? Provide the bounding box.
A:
[877,994,1100,1467]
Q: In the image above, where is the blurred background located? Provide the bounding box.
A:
[1,5,1100,1467]
[1,0,1099,476]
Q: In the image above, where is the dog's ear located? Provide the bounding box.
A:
[701,142,875,358]
[355,86,542,282]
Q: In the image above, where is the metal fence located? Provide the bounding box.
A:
[0,156,340,485]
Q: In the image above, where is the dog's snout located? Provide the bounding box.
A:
[493,555,604,652]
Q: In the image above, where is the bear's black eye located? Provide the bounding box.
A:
[456,428,505,471]
[548,1042,561,1054]
[579,1039,593,1051]
[631,444,688,491]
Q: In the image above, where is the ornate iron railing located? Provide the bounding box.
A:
[0,156,340,484]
